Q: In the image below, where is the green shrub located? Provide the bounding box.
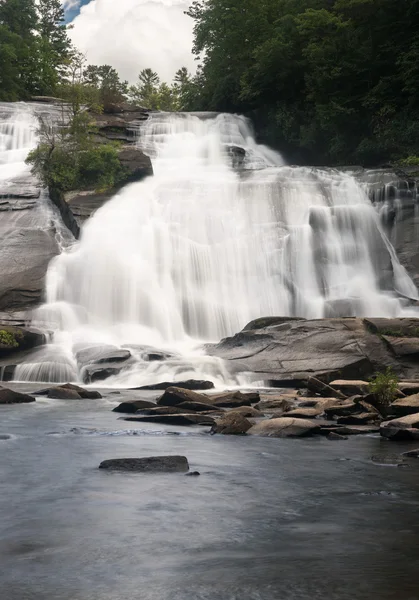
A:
[78,145,124,192]
[27,141,124,193]
[397,156,419,167]
[0,330,19,348]
[368,367,399,413]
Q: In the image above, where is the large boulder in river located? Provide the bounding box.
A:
[0,386,35,404]
[157,387,208,407]
[206,317,412,384]
[211,412,252,435]
[48,387,81,400]
[99,456,189,472]
[248,417,320,438]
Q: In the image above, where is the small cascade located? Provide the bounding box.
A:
[10,112,419,385]
[0,104,37,182]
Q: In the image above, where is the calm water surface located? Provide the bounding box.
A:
[1,389,419,600]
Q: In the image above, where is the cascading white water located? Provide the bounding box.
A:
[0,104,37,183]
[20,112,419,385]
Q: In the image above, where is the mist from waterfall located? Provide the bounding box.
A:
[16,112,419,385]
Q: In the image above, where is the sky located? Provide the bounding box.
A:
[63,0,195,83]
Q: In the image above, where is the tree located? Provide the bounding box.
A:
[83,64,128,111]
[0,0,39,98]
[36,0,71,94]
[129,68,160,108]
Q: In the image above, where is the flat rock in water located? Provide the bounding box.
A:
[132,380,214,391]
[205,391,260,408]
[135,406,199,416]
[99,456,189,472]
[285,407,324,419]
[113,399,156,414]
[211,412,252,435]
[0,387,35,404]
[248,417,319,438]
[307,377,347,399]
[391,395,419,416]
[337,413,378,425]
[324,402,359,418]
[327,432,349,441]
[124,414,215,426]
[381,414,419,440]
[254,397,293,413]
[329,379,369,395]
[176,401,220,412]
[228,406,261,418]
[398,382,419,395]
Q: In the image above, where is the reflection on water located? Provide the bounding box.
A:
[1,396,419,600]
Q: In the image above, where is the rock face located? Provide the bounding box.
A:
[207,317,419,384]
[361,167,419,286]
[98,456,190,472]
[248,417,319,438]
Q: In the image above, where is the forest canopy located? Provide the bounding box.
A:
[1,0,419,165]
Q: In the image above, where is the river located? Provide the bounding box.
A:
[1,389,419,599]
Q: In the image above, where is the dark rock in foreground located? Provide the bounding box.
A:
[99,456,189,473]
[0,386,35,404]
[132,380,215,391]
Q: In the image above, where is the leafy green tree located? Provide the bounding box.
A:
[35,0,71,94]
[82,64,128,111]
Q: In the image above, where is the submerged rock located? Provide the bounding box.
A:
[0,386,35,404]
[327,432,349,441]
[248,417,319,438]
[99,456,189,472]
[211,412,252,435]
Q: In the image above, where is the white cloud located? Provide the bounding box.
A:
[69,0,195,83]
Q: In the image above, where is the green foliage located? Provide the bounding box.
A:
[0,0,71,99]
[368,367,399,410]
[185,0,419,164]
[397,156,419,167]
[27,138,124,193]
[0,330,19,348]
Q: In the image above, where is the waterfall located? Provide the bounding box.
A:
[15,112,419,385]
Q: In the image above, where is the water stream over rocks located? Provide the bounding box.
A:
[2,107,419,385]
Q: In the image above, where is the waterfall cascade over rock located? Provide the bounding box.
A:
[5,110,419,385]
